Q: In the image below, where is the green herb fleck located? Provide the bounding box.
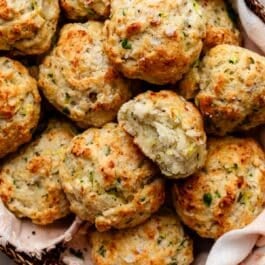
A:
[192,0,200,12]
[225,163,238,173]
[177,239,187,251]
[215,190,221,198]
[121,39,132,49]
[107,187,118,197]
[65,93,70,101]
[89,172,94,183]
[86,8,97,18]
[140,197,146,202]
[229,57,238,64]
[48,73,56,84]
[203,193,212,207]
[157,235,165,244]
[103,145,111,156]
[249,57,255,64]
[31,0,37,10]
[98,245,106,257]
[183,31,188,38]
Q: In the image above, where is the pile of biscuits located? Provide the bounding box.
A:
[0,0,264,264]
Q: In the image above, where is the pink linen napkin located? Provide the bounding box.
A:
[232,0,265,54]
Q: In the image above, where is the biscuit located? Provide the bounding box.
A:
[118,90,207,179]
[39,22,131,128]
[90,209,193,265]
[198,0,241,52]
[0,120,76,225]
[60,0,110,20]
[172,137,265,238]
[60,123,165,232]
[0,57,40,159]
[196,44,265,135]
[0,0,60,55]
[104,0,205,84]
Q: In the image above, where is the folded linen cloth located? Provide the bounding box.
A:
[232,0,265,54]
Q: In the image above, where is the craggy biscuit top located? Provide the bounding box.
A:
[60,123,165,231]
[104,0,206,84]
[118,90,207,179]
[39,22,131,128]
[173,137,265,239]
[0,0,60,54]
[90,209,193,265]
[0,57,40,159]
[60,0,110,20]
[198,0,241,52]
[0,119,76,225]
[196,44,265,135]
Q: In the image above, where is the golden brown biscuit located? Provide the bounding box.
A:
[60,123,165,232]
[0,57,40,159]
[90,209,193,265]
[0,0,60,55]
[118,90,207,179]
[39,22,131,128]
[195,44,265,135]
[198,0,241,52]
[0,119,76,225]
[60,0,110,20]
[172,137,265,239]
[104,0,206,85]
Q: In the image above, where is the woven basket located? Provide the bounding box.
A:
[245,0,265,22]
[0,244,64,265]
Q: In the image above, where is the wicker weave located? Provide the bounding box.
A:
[245,0,265,23]
[0,244,64,265]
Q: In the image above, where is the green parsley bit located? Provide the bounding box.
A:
[192,0,200,13]
[103,145,111,156]
[203,193,212,207]
[228,56,239,64]
[249,57,255,64]
[121,39,132,49]
[215,190,221,198]
[98,245,106,257]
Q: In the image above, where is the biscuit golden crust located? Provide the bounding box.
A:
[0,0,60,55]
[178,59,201,100]
[172,137,265,239]
[198,0,241,52]
[39,22,131,128]
[0,57,40,159]
[104,0,205,85]
[0,120,76,225]
[195,44,265,135]
[60,123,165,232]
[60,0,110,20]
[118,90,207,179]
[90,210,193,265]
